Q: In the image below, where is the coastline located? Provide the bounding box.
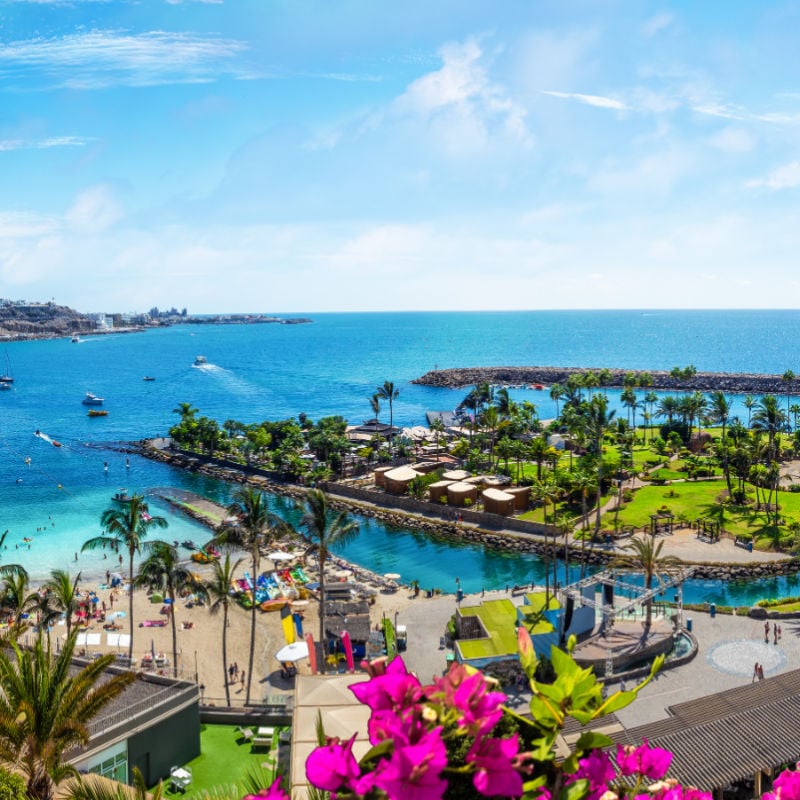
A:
[133,439,800,584]
[414,366,800,394]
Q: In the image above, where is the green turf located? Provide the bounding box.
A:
[458,599,519,659]
[157,723,280,799]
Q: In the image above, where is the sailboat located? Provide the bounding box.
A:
[0,352,13,385]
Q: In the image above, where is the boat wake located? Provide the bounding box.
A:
[192,364,259,395]
[34,430,63,448]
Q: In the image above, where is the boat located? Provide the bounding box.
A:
[82,392,104,405]
[143,376,156,381]
[88,409,108,417]
[193,355,207,366]
[52,440,62,448]
[181,540,198,551]
[0,351,13,384]
[0,383,10,391]
[112,489,132,503]
[71,335,81,343]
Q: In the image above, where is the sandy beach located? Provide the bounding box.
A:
[51,546,430,707]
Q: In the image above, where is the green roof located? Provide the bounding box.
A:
[458,599,518,660]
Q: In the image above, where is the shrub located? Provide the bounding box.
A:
[0,770,26,800]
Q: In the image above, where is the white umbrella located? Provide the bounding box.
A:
[384,572,401,580]
[275,641,309,663]
[267,551,294,562]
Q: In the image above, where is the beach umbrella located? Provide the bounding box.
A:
[267,551,294,562]
[275,641,309,663]
[384,572,401,580]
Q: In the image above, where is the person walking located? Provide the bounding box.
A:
[753,662,759,683]
[240,670,246,690]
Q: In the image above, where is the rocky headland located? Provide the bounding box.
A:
[414,366,800,395]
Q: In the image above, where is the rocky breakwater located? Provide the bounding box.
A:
[414,367,800,395]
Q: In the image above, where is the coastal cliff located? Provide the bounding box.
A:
[0,301,97,340]
[414,367,800,395]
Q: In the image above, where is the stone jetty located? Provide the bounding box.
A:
[414,367,800,394]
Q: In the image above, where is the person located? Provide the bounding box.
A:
[758,664,765,680]
[228,663,235,684]
[233,661,239,680]
[240,670,246,689]
[778,624,783,640]
[753,662,759,683]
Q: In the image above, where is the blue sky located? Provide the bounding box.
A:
[2,1,800,313]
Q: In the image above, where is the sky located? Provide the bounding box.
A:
[2,1,800,313]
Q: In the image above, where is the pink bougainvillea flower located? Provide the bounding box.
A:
[466,734,524,798]
[373,727,448,800]
[426,664,506,735]
[367,706,429,747]
[242,778,290,800]
[617,738,673,780]
[769,769,800,800]
[350,656,423,713]
[655,786,713,800]
[570,750,616,800]
[305,733,361,793]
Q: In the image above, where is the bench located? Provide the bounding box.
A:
[734,536,752,550]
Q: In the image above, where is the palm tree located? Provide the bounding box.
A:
[375,381,400,455]
[0,629,134,800]
[135,542,200,678]
[82,496,168,663]
[656,395,680,427]
[300,489,359,669]
[203,552,244,707]
[708,391,733,496]
[1,571,35,631]
[752,395,785,462]
[42,569,82,640]
[783,370,796,423]
[66,768,163,800]
[214,487,288,703]
[581,395,616,536]
[744,395,756,428]
[369,393,381,422]
[549,384,564,418]
[616,535,679,633]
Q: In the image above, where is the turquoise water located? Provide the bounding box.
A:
[2,310,800,599]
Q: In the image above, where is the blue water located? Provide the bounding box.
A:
[2,310,800,601]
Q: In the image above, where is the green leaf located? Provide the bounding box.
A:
[573,731,614,752]
[561,778,590,800]
[595,689,638,716]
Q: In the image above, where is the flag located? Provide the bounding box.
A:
[305,632,317,674]
[342,630,354,673]
[280,603,295,645]
[293,611,304,637]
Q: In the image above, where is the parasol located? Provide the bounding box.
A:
[267,551,294,562]
[384,572,401,580]
[274,641,309,663]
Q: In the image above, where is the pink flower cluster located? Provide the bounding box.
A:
[305,656,527,800]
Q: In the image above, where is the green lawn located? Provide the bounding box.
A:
[158,723,281,799]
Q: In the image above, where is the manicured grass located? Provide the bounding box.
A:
[158,723,278,799]
[458,599,519,659]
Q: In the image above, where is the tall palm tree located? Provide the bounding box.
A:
[0,629,134,800]
[616,535,680,633]
[203,552,244,707]
[44,569,82,640]
[214,487,288,703]
[1,571,35,630]
[708,391,733,496]
[744,395,756,428]
[581,395,616,536]
[783,370,796,423]
[135,542,199,678]
[752,395,785,462]
[549,384,564,418]
[300,489,359,669]
[82,496,168,663]
[375,381,399,455]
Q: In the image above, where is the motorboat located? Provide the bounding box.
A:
[0,351,13,384]
[82,392,104,405]
[88,409,108,417]
[71,335,81,343]
[193,355,207,366]
[112,489,132,503]
[143,376,156,381]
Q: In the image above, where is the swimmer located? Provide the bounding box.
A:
[15,478,22,483]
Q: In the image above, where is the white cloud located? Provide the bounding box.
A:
[641,13,674,38]
[541,90,628,111]
[65,184,124,234]
[707,127,755,153]
[0,136,91,151]
[747,161,800,190]
[392,37,531,153]
[0,30,249,89]
[0,211,59,238]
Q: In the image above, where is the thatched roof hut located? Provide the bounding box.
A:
[428,480,454,503]
[482,488,515,516]
[373,465,393,488]
[447,481,479,507]
[384,466,422,494]
[505,486,531,511]
[442,469,471,482]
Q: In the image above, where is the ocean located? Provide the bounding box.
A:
[3,309,800,603]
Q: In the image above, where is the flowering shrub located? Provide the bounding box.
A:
[255,626,793,800]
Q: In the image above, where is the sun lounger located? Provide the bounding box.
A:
[139,619,167,627]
